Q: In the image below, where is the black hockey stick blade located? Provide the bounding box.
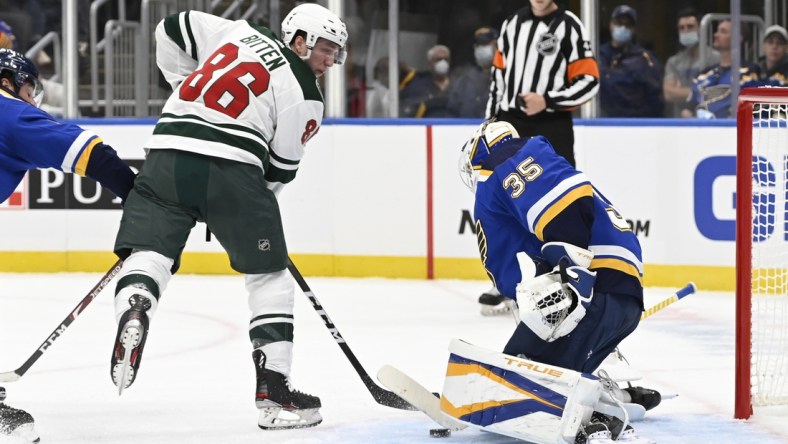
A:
[286,259,416,410]
[0,259,123,383]
[360,373,419,410]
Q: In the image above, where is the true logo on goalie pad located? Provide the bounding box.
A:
[503,357,563,378]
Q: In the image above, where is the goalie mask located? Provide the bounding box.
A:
[281,3,348,65]
[459,120,519,192]
[0,48,44,107]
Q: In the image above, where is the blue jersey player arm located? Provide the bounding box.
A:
[8,99,135,202]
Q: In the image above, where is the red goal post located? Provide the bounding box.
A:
[735,86,788,419]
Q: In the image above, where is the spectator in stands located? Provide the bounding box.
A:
[0,20,15,50]
[0,20,65,116]
[598,5,663,117]
[366,57,416,118]
[446,26,498,118]
[758,25,788,86]
[663,7,721,117]
[684,19,760,118]
[400,44,453,117]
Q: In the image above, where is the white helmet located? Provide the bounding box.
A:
[281,3,348,64]
[459,120,519,192]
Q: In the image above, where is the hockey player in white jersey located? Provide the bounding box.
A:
[109,4,347,430]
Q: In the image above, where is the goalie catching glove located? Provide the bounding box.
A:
[517,243,596,342]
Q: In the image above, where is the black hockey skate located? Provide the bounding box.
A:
[0,387,40,443]
[575,421,613,444]
[253,349,322,430]
[623,386,662,411]
[111,294,152,395]
[575,412,654,444]
[478,287,514,316]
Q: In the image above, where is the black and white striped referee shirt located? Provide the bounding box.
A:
[486,6,599,117]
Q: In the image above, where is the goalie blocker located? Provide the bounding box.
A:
[440,340,652,444]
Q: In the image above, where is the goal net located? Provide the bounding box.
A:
[736,87,788,419]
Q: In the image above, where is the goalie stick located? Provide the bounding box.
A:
[378,365,467,430]
[286,259,416,411]
[0,259,123,383]
[640,282,696,320]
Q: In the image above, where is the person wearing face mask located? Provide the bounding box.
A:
[598,5,664,117]
[663,8,721,117]
[446,27,498,118]
[400,44,454,117]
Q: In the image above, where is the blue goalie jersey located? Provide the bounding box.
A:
[473,136,643,305]
[0,87,103,203]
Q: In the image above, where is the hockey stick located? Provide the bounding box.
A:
[378,365,467,430]
[640,282,697,320]
[286,259,416,410]
[0,259,123,383]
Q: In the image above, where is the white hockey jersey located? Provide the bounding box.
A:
[148,11,324,191]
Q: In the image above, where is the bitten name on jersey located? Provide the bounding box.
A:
[239,34,286,71]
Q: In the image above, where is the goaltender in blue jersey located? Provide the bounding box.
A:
[437,120,658,444]
[459,120,644,374]
[0,48,135,204]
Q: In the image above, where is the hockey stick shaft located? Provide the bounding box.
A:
[286,259,415,410]
[640,282,697,320]
[0,259,123,383]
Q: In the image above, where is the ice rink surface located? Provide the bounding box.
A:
[1,272,787,444]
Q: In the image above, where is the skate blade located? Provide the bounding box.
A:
[586,436,616,444]
[480,301,514,316]
[257,407,322,430]
[616,429,656,444]
[114,321,142,395]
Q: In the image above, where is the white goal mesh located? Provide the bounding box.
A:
[750,103,788,407]
[738,91,788,418]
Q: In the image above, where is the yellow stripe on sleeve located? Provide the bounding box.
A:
[73,137,103,176]
[591,257,643,284]
[534,184,593,240]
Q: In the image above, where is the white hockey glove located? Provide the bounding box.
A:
[517,244,597,341]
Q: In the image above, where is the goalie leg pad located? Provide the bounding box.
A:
[440,339,602,444]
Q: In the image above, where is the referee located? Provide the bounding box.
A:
[487,0,599,167]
